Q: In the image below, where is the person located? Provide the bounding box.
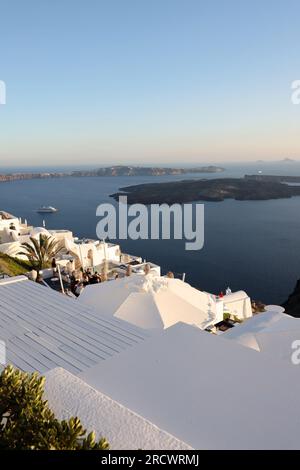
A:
[66,259,74,275]
[84,268,93,283]
[60,266,69,282]
[75,282,85,297]
[51,258,57,276]
[82,272,90,286]
[70,271,77,293]
[90,272,100,284]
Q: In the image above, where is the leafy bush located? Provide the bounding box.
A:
[0,365,110,450]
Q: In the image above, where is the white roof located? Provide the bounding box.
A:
[0,211,16,220]
[222,290,253,319]
[224,310,300,362]
[0,277,149,374]
[223,290,249,302]
[223,310,284,350]
[79,274,219,330]
[45,367,192,450]
[80,322,300,449]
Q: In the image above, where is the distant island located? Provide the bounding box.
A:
[0,165,225,183]
[111,176,300,204]
[254,158,296,163]
[245,174,300,183]
[72,165,225,177]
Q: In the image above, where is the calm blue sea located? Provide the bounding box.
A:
[1,161,300,304]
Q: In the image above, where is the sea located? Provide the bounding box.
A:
[1,161,300,305]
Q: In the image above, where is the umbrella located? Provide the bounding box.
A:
[79,273,220,331]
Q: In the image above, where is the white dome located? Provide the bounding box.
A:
[30,227,52,239]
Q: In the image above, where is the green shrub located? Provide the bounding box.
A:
[0,365,109,450]
[0,252,31,276]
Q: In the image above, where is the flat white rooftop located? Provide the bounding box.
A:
[45,367,192,450]
[0,277,149,375]
[80,322,300,450]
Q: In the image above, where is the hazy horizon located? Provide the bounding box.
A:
[1,0,300,166]
[0,159,299,174]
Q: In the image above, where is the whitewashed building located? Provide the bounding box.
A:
[0,210,141,271]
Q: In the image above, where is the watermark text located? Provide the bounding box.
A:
[0,80,6,105]
[291,80,300,104]
[96,196,204,251]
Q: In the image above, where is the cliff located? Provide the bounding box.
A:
[282,280,300,318]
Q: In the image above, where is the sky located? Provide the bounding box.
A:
[1,0,300,167]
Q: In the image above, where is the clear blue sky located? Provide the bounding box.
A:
[1,0,300,167]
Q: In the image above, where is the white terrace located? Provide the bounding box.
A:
[0,276,149,375]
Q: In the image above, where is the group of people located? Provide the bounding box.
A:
[52,256,176,298]
[70,269,106,297]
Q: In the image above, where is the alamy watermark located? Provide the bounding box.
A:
[0,80,6,105]
[291,340,300,365]
[96,196,204,251]
[291,80,300,104]
[0,340,6,366]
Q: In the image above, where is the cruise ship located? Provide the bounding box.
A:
[36,206,58,213]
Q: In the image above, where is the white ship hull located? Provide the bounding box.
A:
[36,207,58,213]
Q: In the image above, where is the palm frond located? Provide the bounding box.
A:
[18,234,63,271]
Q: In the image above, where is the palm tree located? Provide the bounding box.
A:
[18,234,62,278]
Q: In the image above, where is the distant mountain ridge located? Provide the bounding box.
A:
[0,165,225,183]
